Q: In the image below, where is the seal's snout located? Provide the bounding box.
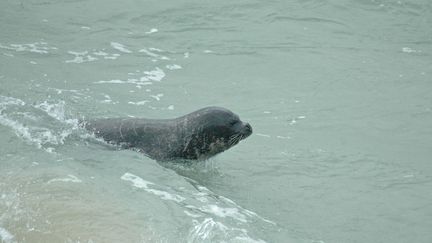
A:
[242,122,252,137]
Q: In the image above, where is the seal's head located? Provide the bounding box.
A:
[179,107,252,160]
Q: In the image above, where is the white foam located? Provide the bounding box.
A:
[120,173,155,189]
[166,64,182,70]
[121,173,185,202]
[35,101,65,122]
[111,42,132,53]
[188,218,227,242]
[402,47,420,53]
[104,53,120,60]
[45,147,55,153]
[148,47,163,52]
[47,174,82,184]
[145,28,158,34]
[1,98,76,150]
[139,48,170,60]
[101,96,112,103]
[150,93,163,101]
[93,51,108,56]
[201,205,247,223]
[256,133,271,138]
[233,236,266,243]
[0,96,25,106]
[66,50,119,63]
[143,68,165,81]
[276,135,290,139]
[191,184,276,226]
[0,42,57,54]
[34,100,78,129]
[147,188,185,202]
[128,100,149,105]
[0,227,15,243]
[95,68,164,86]
[65,51,98,63]
[139,48,159,57]
[95,79,124,84]
[188,218,265,243]
[0,114,39,147]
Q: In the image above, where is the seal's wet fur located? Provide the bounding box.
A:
[84,107,252,161]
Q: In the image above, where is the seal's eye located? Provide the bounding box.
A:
[229,120,238,126]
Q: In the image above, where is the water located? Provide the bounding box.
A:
[1,0,431,242]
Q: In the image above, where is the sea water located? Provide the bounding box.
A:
[1,0,431,242]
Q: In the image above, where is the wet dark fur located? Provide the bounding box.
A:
[84,107,252,161]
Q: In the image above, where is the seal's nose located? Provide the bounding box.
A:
[243,122,252,136]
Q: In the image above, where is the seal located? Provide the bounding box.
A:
[84,107,252,161]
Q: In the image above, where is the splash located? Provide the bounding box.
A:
[0,227,15,243]
[0,95,78,152]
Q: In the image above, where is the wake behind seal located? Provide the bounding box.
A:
[83,107,252,161]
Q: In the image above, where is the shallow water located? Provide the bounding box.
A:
[1,0,432,242]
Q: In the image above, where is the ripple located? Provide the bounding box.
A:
[94,67,165,85]
[0,42,58,54]
[139,48,170,60]
[65,51,98,63]
[121,173,186,203]
[110,42,132,53]
[47,174,82,184]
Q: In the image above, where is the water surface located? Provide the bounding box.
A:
[1,0,432,242]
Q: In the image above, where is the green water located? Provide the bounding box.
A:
[1,0,432,242]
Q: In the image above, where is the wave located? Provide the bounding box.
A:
[121,172,275,242]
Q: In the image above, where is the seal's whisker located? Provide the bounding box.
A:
[228,133,242,146]
[229,134,238,140]
[228,134,238,143]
